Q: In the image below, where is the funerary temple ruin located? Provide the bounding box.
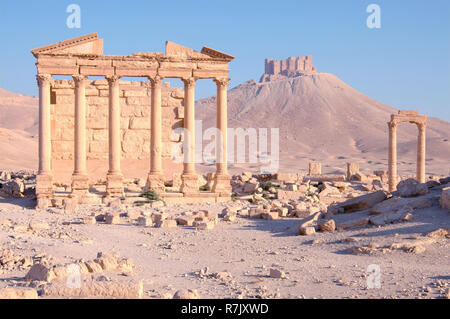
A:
[388,110,427,191]
[31,33,234,207]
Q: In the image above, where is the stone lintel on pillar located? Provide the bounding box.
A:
[37,66,79,76]
[79,66,114,77]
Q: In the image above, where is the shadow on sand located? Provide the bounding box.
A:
[0,197,36,209]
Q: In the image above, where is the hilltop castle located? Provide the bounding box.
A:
[260,56,317,82]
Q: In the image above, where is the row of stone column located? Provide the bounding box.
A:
[36,73,231,199]
[388,121,426,191]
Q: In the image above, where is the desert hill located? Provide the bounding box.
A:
[196,57,450,175]
[0,88,38,171]
[0,88,38,134]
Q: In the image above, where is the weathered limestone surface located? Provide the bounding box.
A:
[397,178,428,197]
[331,190,387,213]
[51,80,183,161]
[41,280,143,298]
[0,287,38,299]
[308,162,321,175]
[370,196,432,215]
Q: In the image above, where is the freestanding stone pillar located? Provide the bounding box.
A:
[388,121,397,192]
[387,111,427,192]
[212,78,232,195]
[36,74,53,200]
[71,75,89,194]
[180,77,198,195]
[417,122,426,183]
[146,76,165,194]
[105,75,123,197]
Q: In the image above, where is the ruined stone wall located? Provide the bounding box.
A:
[50,80,184,161]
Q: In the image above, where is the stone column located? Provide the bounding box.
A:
[106,75,123,197]
[180,77,198,195]
[146,75,165,194]
[36,74,53,201]
[212,77,232,195]
[346,162,360,181]
[309,162,322,175]
[388,121,398,192]
[71,75,89,194]
[417,122,426,183]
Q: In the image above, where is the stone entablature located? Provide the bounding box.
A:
[31,33,234,207]
[260,56,317,82]
[31,35,233,80]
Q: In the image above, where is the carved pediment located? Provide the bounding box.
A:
[165,41,210,59]
[31,33,103,57]
[201,47,234,61]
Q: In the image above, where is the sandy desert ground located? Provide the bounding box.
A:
[0,170,449,299]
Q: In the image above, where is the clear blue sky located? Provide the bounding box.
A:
[0,0,449,120]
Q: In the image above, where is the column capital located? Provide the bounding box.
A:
[214,77,230,87]
[72,75,87,87]
[36,74,52,87]
[182,77,197,88]
[388,121,398,130]
[105,75,121,85]
[148,75,164,87]
[417,121,427,131]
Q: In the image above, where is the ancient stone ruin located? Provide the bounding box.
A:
[260,56,317,82]
[31,33,234,207]
[388,110,427,191]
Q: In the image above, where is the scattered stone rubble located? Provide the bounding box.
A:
[0,166,448,299]
[25,251,134,283]
[348,228,449,255]
[2,166,448,239]
[0,170,35,198]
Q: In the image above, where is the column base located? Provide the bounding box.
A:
[180,173,199,195]
[146,173,165,194]
[36,173,53,199]
[212,174,232,196]
[71,174,89,193]
[106,173,124,197]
